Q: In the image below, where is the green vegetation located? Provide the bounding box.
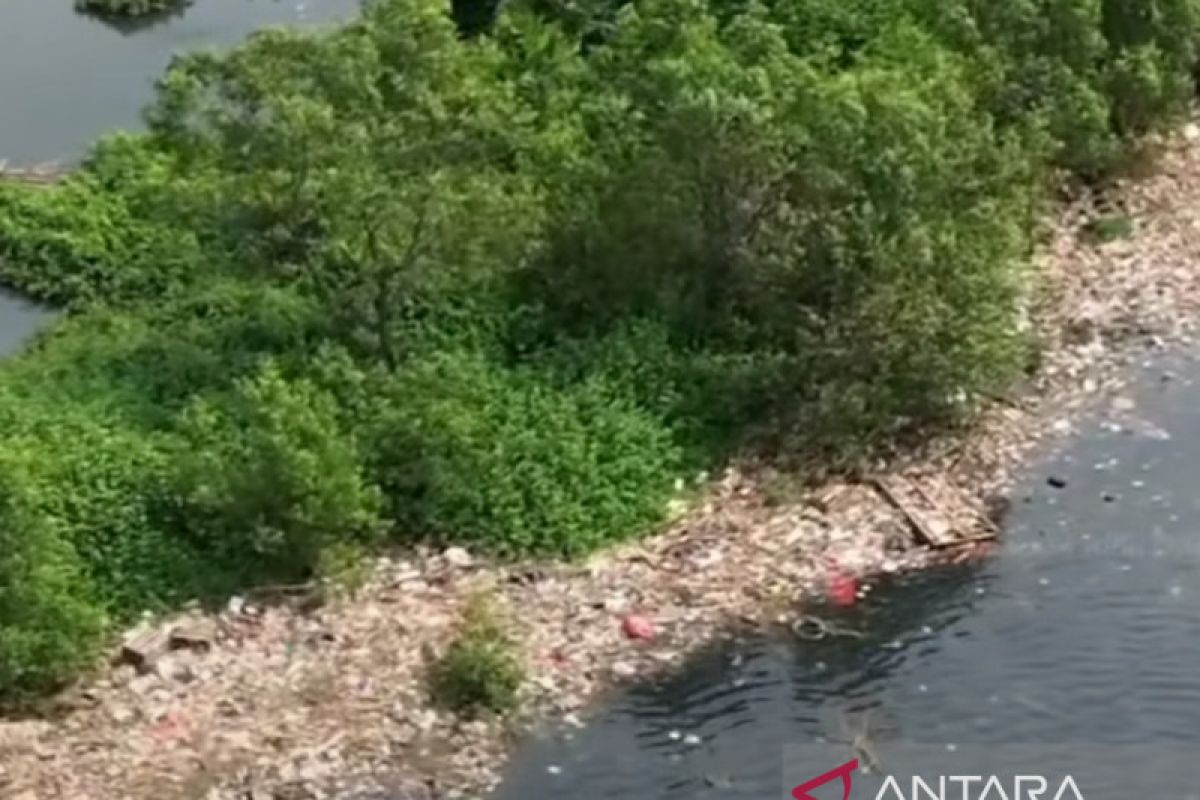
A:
[75,0,188,18]
[1085,213,1136,243]
[430,596,525,715]
[1,0,1198,699]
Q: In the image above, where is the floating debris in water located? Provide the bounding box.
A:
[704,773,734,789]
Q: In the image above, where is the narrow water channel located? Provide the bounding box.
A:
[0,290,52,357]
[0,0,360,163]
[493,352,1200,798]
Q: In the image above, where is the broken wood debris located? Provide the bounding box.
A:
[168,621,216,653]
[871,475,998,549]
[118,627,170,672]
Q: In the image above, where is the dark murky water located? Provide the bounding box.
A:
[0,0,360,163]
[493,352,1200,799]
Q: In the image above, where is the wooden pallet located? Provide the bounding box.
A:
[872,474,998,549]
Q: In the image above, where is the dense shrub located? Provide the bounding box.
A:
[1101,0,1200,135]
[0,370,213,614]
[17,420,202,614]
[528,318,789,455]
[905,0,1200,175]
[366,352,681,556]
[531,9,1034,442]
[430,596,524,715]
[171,362,382,581]
[75,0,188,18]
[0,177,200,308]
[0,453,105,700]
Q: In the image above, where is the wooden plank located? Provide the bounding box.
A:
[911,478,1000,544]
[168,621,216,652]
[874,475,998,549]
[119,626,170,671]
[872,476,954,547]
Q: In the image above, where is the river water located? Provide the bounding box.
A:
[0,291,52,357]
[493,352,1200,799]
[0,0,360,164]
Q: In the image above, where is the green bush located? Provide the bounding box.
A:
[366,352,681,556]
[75,0,187,18]
[528,318,790,456]
[171,361,382,581]
[0,453,106,700]
[0,370,214,613]
[16,420,204,615]
[0,177,200,309]
[1102,0,1200,136]
[430,596,524,716]
[531,8,1034,444]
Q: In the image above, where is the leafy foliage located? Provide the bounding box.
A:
[367,352,680,556]
[75,0,188,18]
[0,178,200,308]
[430,596,525,715]
[171,361,382,581]
[0,453,106,700]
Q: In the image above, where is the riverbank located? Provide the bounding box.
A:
[2,117,1199,800]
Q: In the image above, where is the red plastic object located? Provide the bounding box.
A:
[824,560,859,607]
[621,614,656,641]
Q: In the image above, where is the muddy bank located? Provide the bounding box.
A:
[3,126,1200,799]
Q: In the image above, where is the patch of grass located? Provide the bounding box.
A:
[430,596,524,717]
[1084,213,1135,243]
[316,541,373,594]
